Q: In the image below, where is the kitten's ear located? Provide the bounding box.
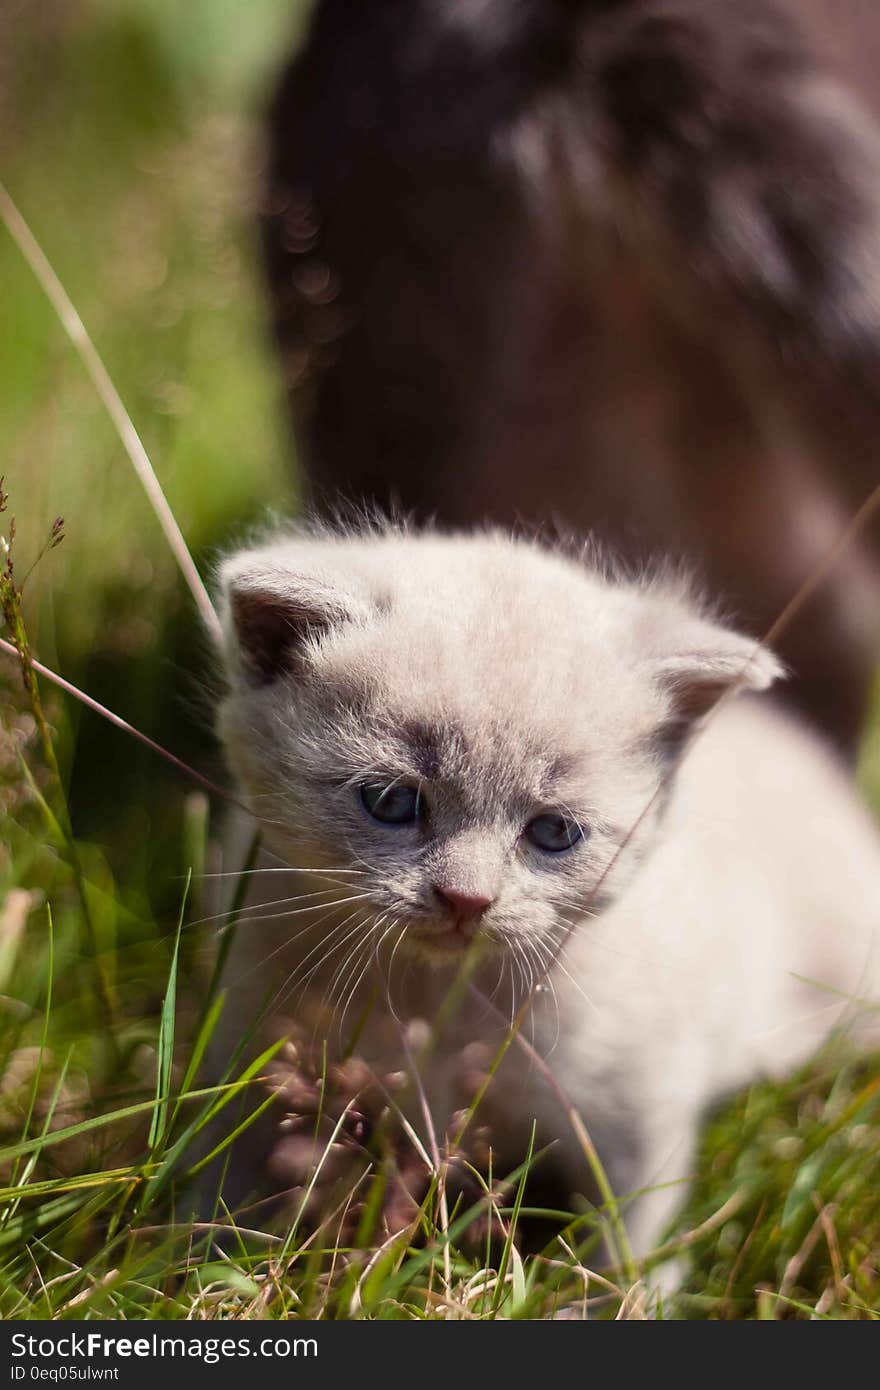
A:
[646,609,785,723]
[220,558,370,687]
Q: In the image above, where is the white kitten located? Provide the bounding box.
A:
[213,526,880,1263]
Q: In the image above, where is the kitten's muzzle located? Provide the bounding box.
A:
[432,885,494,926]
[407,886,495,954]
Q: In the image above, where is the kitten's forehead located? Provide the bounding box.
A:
[307,534,660,774]
[222,529,781,834]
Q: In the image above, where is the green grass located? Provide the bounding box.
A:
[0,1,879,1320]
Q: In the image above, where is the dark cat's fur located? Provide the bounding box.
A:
[261,0,880,752]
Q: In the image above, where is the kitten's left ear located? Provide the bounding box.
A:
[646,610,785,723]
[219,554,371,687]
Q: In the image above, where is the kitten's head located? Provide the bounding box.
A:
[217,528,782,963]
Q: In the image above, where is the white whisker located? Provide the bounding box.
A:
[227,900,371,991]
[191,866,367,882]
[336,916,398,1044]
[323,914,379,1019]
[526,937,562,1056]
[383,921,409,1024]
[189,886,370,933]
[272,906,375,1018]
[540,930,600,1016]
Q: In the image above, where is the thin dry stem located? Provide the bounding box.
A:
[0,635,239,809]
[0,181,221,643]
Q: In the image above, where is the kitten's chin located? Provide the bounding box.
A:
[405,922,489,965]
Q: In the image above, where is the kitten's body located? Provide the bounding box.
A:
[215,530,880,1260]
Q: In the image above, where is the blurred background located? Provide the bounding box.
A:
[4,0,880,875]
[1,0,316,906]
[1,3,879,1317]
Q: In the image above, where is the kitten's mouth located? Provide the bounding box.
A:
[407,920,482,959]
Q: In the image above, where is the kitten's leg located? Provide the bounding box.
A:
[619,1146,695,1277]
[588,0,880,507]
[545,1100,700,1295]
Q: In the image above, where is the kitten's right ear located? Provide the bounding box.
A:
[219,558,370,687]
[638,600,785,759]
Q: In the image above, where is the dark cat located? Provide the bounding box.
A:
[261,0,880,753]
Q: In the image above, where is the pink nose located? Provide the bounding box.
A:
[433,886,494,922]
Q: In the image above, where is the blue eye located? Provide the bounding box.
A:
[525,812,586,854]
[360,780,423,826]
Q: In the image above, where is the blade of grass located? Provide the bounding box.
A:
[139,1035,287,1211]
[200,827,261,1016]
[170,991,226,1132]
[184,1091,279,1180]
[0,1081,255,1168]
[7,904,54,1192]
[278,1103,358,1261]
[0,1168,142,1204]
[2,1046,74,1230]
[492,1121,535,1316]
[148,873,189,1153]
